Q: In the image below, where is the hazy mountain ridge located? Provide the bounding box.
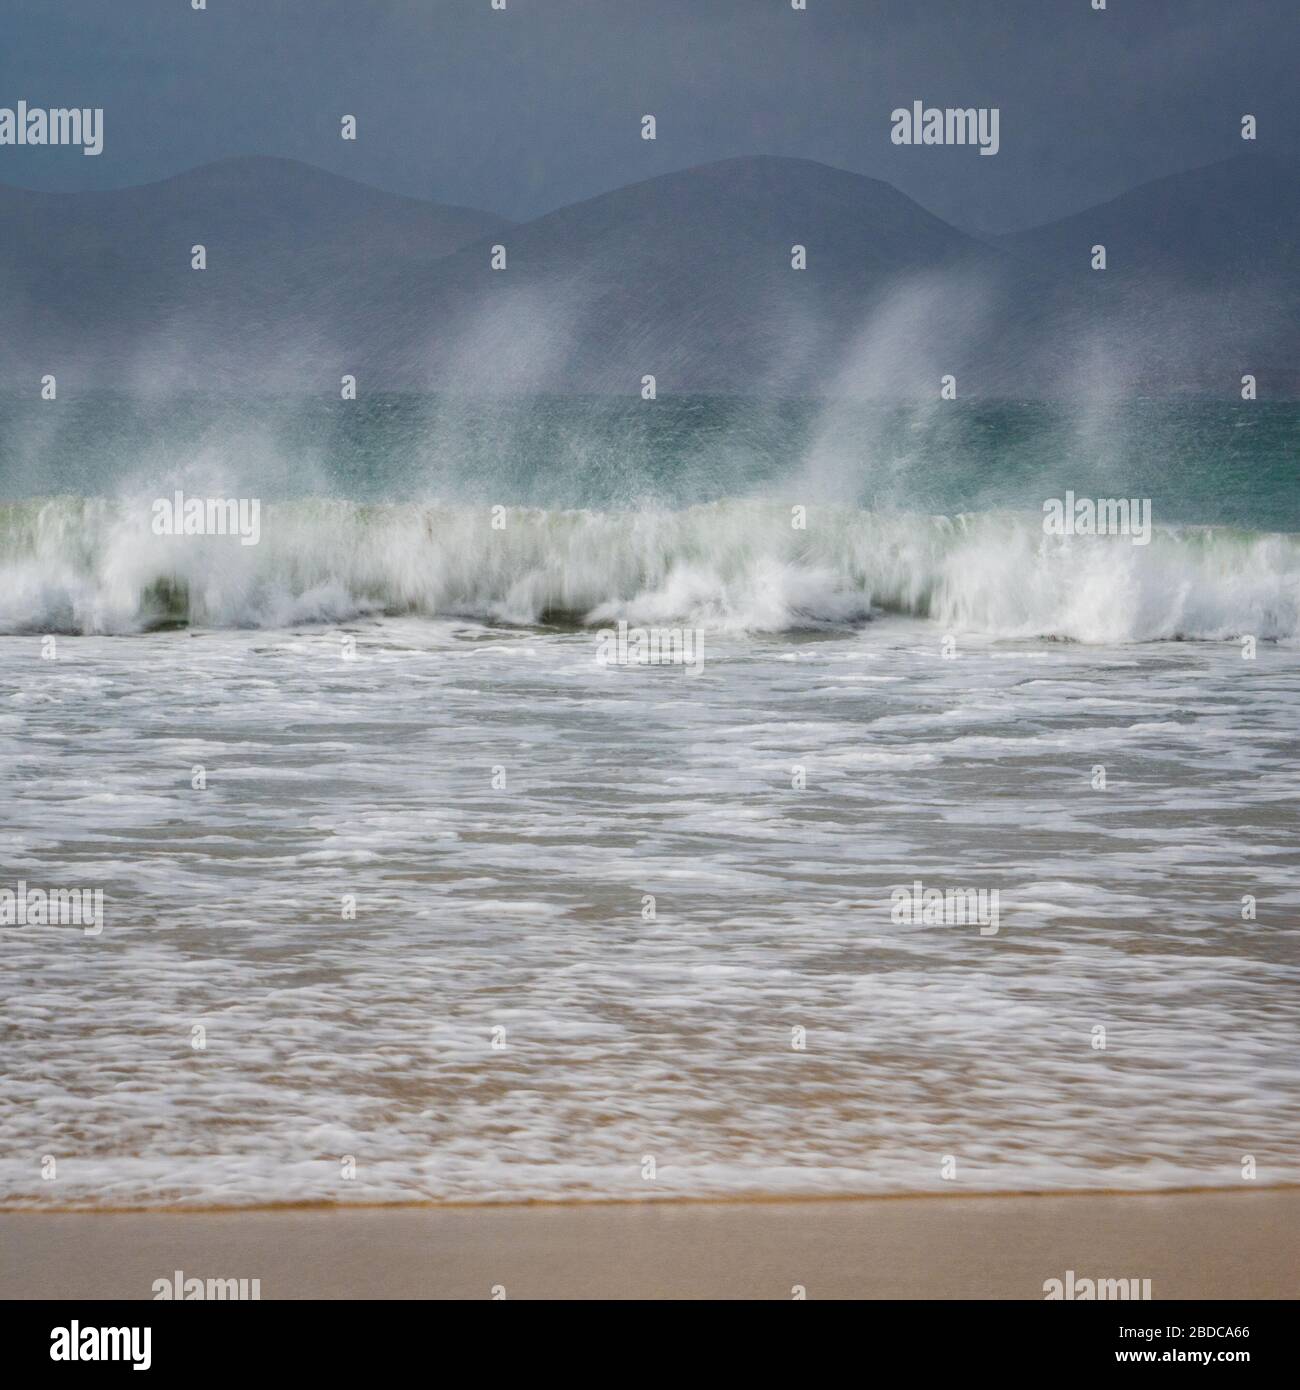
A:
[353,155,1039,395]
[0,152,1292,396]
[998,153,1299,282]
[0,156,511,389]
[996,153,1300,396]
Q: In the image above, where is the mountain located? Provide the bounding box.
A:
[355,155,1042,395]
[0,153,1294,396]
[0,156,510,389]
[998,153,1300,284]
[997,154,1300,394]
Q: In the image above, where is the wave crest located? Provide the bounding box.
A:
[1,496,1297,642]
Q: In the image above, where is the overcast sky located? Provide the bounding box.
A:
[1,0,1295,233]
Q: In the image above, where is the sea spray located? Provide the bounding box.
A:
[0,496,1296,642]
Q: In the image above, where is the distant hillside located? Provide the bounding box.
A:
[0,152,1294,397]
[356,155,1042,395]
[996,154,1300,394]
[0,156,510,389]
[999,153,1299,283]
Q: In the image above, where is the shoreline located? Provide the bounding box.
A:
[4,1188,1296,1300]
[3,1180,1296,1217]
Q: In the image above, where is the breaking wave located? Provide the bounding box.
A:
[1,495,1297,642]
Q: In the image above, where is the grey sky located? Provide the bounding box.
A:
[1,0,1295,233]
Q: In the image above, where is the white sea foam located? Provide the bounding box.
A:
[1,497,1296,641]
[1,613,1297,1208]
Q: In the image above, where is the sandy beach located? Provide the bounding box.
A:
[3,1188,1295,1300]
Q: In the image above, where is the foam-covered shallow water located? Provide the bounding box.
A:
[2,613,1298,1207]
[2,391,1298,1207]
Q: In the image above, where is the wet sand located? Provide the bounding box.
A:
[2,1188,1296,1299]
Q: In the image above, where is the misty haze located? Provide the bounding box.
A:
[0,0,1297,1324]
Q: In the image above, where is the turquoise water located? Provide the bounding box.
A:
[0,392,1297,1208]
[2,392,1295,641]
[1,394,1296,527]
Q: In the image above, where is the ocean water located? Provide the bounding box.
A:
[0,394,1297,1208]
